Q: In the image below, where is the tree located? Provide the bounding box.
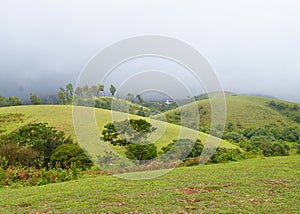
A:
[57,89,66,105]
[136,94,144,104]
[161,139,203,160]
[110,84,116,96]
[7,96,22,106]
[102,119,157,146]
[30,93,42,105]
[0,143,39,168]
[125,143,157,160]
[50,144,93,170]
[0,95,7,107]
[102,119,158,160]
[4,123,73,168]
[97,84,105,96]
[66,83,73,103]
[82,85,89,97]
[74,86,83,98]
[90,85,98,97]
[126,93,135,102]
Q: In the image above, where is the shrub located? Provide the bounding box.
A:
[0,143,38,168]
[223,132,247,143]
[125,143,157,161]
[210,148,245,163]
[3,123,73,168]
[50,144,93,170]
[161,139,203,161]
[97,150,120,166]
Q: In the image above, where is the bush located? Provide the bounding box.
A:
[125,143,157,160]
[248,135,290,157]
[161,139,203,161]
[0,166,78,187]
[223,132,247,143]
[210,148,245,163]
[97,150,120,166]
[50,144,93,170]
[3,123,73,168]
[0,143,38,168]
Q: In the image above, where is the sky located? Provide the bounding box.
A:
[0,0,300,103]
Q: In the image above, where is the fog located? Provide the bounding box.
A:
[0,0,300,103]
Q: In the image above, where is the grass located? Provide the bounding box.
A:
[156,95,300,130]
[0,105,237,160]
[0,155,299,213]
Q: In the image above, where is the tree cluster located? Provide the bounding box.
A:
[0,94,22,107]
[0,123,92,170]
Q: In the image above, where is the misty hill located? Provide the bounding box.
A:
[154,94,300,131]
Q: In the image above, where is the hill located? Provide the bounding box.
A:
[154,94,300,131]
[0,155,299,213]
[0,105,237,159]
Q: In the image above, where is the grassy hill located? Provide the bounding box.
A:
[0,155,299,213]
[155,94,300,130]
[0,105,237,160]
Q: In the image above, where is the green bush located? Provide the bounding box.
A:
[125,143,157,161]
[161,139,203,161]
[210,148,245,163]
[3,123,73,168]
[50,144,93,170]
[0,166,78,187]
[0,143,38,168]
[223,132,247,143]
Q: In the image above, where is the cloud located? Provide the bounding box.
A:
[0,0,299,102]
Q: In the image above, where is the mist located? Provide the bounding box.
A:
[1,0,300,103]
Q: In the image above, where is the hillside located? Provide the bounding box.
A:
[0,155,299,213]
[0,105,237,159]
[155,94,300,131]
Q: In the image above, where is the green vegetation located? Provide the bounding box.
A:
[102,119,158,160]
[0,94,22,107]
[29,93,42,105]
[0,122,93,187]
[157,95,300,130]
[0,156,299,213]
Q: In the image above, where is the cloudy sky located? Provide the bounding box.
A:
[0,0,299,102]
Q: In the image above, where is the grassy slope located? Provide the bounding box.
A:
[0,105,237,158]
[156,95,300,129]
[0,155,299,213]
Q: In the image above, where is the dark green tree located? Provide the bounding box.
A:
[97,84,105,96]
[4,123,73,167]
[102,119,157,160]
[50,144,93,170]
[161,139,203,160]
[125,143,157,160]
[110,84,116,96]
[66,83,74,103]
[136,94,144,104]
[102,119,156,146]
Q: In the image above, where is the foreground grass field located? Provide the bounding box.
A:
[0,155,299,213]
